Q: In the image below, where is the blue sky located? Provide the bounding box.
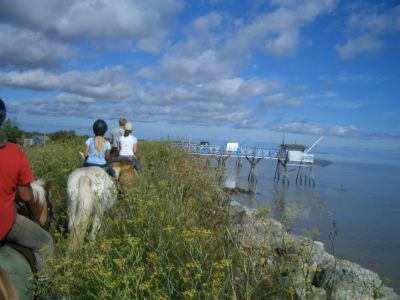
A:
[0,0,399,160]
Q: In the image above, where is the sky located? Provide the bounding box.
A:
[0,0,399,162]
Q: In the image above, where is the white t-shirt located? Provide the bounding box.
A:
[119,135,137,156]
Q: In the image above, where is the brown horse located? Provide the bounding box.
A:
[0,179,52,300]
[16,179,52,230]
[109,159,138,193]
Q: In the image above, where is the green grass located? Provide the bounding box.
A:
[26,139,322,299]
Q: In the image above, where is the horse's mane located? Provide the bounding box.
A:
[30,179,47,205]
[0,266,19,300]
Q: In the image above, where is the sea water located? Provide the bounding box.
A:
[221,158,400,293]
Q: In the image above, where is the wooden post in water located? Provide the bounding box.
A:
[296,163,315,187]
[217,155,230,169]
[236,157,242,168]
[274,158,289,184]
[245,156,263,190]
[296,165,303,184]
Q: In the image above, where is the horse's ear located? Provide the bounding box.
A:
[44,180,52,192]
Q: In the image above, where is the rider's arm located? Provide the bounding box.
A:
[133,142,137,155]
[83,145,89,159]
[105,149,110,161]
[16,184,33,203]
[16,147,35,203]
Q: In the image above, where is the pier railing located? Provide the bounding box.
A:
[173,141,317,186]
[175,142,281,159]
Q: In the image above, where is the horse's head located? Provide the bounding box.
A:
[17,179,52,231]
[30,179,52,230]
[109,160,138,192]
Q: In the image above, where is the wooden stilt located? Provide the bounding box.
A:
[236,157,242,168]
[245,156,263,192]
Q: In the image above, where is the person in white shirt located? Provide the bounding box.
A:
[117,122,140,170]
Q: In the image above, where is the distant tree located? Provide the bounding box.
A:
[0,118,23,143]
[48,130,78,142]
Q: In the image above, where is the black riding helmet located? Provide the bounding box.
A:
[0,98,6,126]
[93,119,108,136]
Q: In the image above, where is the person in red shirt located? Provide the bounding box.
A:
[0,98,53,275]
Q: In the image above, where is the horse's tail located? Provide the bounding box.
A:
[67,175,93,253]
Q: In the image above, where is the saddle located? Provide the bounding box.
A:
[0,241,37,274]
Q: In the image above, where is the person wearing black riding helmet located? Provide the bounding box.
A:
[82,119,115,175]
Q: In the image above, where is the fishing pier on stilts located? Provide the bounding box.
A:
[175,137,323,187]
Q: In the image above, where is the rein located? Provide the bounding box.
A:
[42,190,53,231]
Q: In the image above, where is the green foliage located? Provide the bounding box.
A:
[25,137,85,230]
[47,130,80,142]
[26,139,324,299]
[0,118,23,143]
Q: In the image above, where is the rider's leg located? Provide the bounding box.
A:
[132,157,140,171]
[5,214,54,273]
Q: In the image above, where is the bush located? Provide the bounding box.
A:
[0,119,23,143]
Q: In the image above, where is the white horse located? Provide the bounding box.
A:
[67,166,120,250]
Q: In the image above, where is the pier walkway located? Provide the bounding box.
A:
[180,142,279,159]
[175,142,314,165]
[174,141,318,186]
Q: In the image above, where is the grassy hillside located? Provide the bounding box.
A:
[25,138,312,299]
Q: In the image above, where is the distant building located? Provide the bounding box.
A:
[23,135,50,146]
[279,143,306,152]
[279,143,313,163]
[225,142,239,152]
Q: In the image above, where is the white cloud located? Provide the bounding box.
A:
[197,78,280,99]
[160,50,234,83]
[157,0,338,84]
[284,97,303,107]
[265,30,299,56]
[335,72,386,83]
[337,4,400,59]
[348,4,400,34]
[336,34,383,59]
[55,93,95,103]
[316,100,363,109]
[0,66,133,99]
[261,93,303,108]
[10,71,283,129]
[136,67,158,80]
[272,121,325,135]
[0,25,74,69]
[0,0,183,40]
[271,121,400,139]
[263,93,287,106]
[191,12,223,33]
[223,0,337,57]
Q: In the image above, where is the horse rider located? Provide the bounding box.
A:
[0,98,54,278]
[117,122,140,170]
[82,119,115,176]
[110,118,127,157]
